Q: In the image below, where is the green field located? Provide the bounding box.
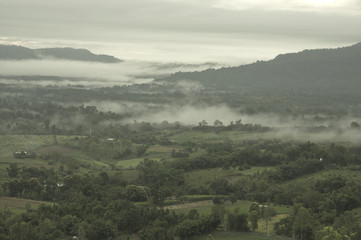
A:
[185,167,274,187]
[166,199,291,215]
[0,197,51,214]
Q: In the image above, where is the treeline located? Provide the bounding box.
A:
[0,163,221,240]
[171,140,361,173]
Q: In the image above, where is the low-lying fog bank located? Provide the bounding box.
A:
[0,59,222,87]
[83,101,359,128]
[80,101,361,142]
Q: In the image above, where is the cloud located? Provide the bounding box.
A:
[0,59,222,87]
[1,0,360,64]
[212,0,361,13]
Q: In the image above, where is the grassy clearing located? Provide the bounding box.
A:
[34,145,78,155]
[0,135,116,172]
[0,158,48,171]
[180,195,229,201]
[281,166,361,189]
[0,197,51,214]
[166,199,291,216]
[185,167,273,187]
[165,198,291,239]
[0,135,82,154]
[117,169,139,183]
[116,157,162,169]
[147,145,183,153]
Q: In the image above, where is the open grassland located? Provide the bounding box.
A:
[117,169,139,183]
[0,135,84,154]
[0,197,50,214]
[281,166,361,188]
[0,135,134,172]
[185,167,274,186]
[117,157,147,169]
[165,199,292,216]
[165,198,291,236]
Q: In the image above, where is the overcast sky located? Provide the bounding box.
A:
[0,0,360,64]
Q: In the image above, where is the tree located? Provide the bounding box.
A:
[315,227,351,240]
[249,210,259,232]
[213,120,223,127]
[198,120,208,128]
[227,210,249,232]
[262,205,276,236]
[61,214,80,236]
[211,204,226,226]
[249,202,261,215]
[293,207,314,240]
[6,163,20,178]
[175,219,200,239]
[77,222,88,240]
[122,185,149,202]
[97,172,109,185]
[140,220,173,240]
[229,194,237,205]
[136,145,148,157]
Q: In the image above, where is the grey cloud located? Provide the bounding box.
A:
[1,0,360,64]
[0,59,221,87]
[1,0,360,40]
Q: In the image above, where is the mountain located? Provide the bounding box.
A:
[0,45,122,63]
[34,48,121,63]
[158,42,361,93]
[0,45,40,60]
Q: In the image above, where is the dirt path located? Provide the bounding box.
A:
[0,197,49,208]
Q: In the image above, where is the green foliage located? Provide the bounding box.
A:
[250,210,259,232]
[136,145,148,157]
[123,185,149,202]
[61,214,80,236]
[227,210,249,232]
[271,157,324,181]
[293,207,314,240]
[274,216,294,237]
[175,215,219,240]
[140,220,174,240]
[315,227,351,240]
[6,163,20,178]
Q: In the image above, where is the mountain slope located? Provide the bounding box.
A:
[0,45,40,60]
[34,48,121,63]
[158,42,361,93]
[0,45,121,63]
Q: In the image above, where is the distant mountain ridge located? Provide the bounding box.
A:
[158,42,361,93]
[0,45,121,63]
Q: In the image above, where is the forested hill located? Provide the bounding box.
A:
[158,42,361,93]
[0,44,122,63]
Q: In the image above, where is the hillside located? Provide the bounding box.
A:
[0,44,122,63]
[159,42,361,93]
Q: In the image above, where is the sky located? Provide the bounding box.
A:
[0,0,361,65]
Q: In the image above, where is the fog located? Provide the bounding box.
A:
[84,101,163,116]
[0,59,222,87]
[90,101,361,142]
[83,101,361,130]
